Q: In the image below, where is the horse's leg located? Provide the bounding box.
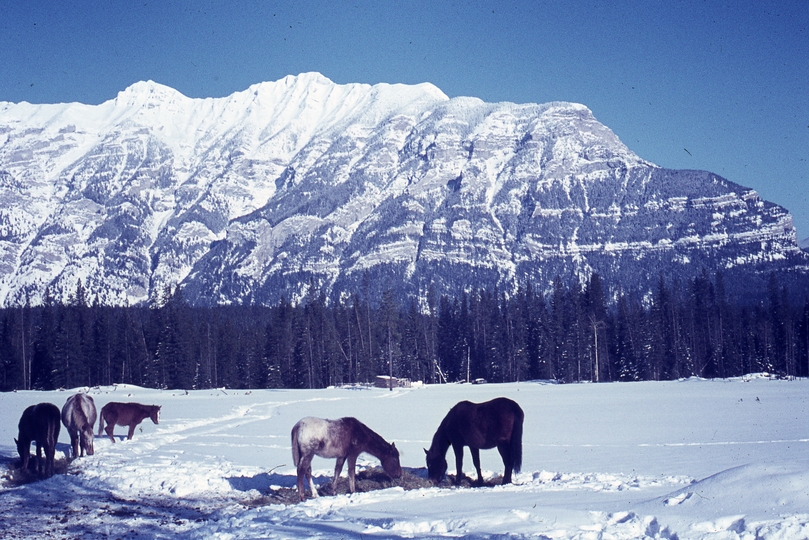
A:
[451,442,465,485]
[332,457,346,495]
[104,424,115,442]
[20,444,30,473]
[307,461,319,498]
[45,443,55,477]
[296,458,308,501]
[347,453,358,494]
[497,443,513,484]
[470,447,484,486]
[71,431,79,459]
[35,442,43,476]
[104,415,117,443]
[127,423,137,440]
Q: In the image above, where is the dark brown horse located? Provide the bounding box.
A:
[425,397,523,486]
[291,416,402,502]
[15,403,61,478]
[98,402,161,442]
[61,393,97,458]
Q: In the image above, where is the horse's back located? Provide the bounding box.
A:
[292,417,356,460]
[20,402,60,440]
[292,417,331,445]
[101,402,150,424]
[480,397,523,434]
[483,397,524,423]
[62,394,97,430]
[441,397,523,449]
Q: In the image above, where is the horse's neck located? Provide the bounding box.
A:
[429,426,451,455]
[357,424,390,458]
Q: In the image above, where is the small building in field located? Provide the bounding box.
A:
[374,375,411,389]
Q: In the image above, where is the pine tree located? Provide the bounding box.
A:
[379,289,402,389]
[585,273,609,382]
[437,295,461,381]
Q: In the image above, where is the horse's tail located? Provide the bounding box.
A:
[291,423,301,467]
[48,410,61,449]
[97,410,105,437]
[510,406,524,474]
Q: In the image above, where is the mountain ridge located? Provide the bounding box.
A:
[0,73,805,307]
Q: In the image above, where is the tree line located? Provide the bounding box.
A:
[1,271,808,392]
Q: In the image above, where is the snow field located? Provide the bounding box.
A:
[1,377,808,539]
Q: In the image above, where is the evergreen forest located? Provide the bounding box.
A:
[1,272,808,392]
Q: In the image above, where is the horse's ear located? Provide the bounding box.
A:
[14,438,17,445]
[391,442,396,449]
[423,448,428,455]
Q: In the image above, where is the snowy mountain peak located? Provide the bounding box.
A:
[0,75,806,307]
[114,79,188,107]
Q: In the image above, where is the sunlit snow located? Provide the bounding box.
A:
[1,376,808,538]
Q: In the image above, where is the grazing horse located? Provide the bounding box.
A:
[425,397,523,486]
[61,393,97,458]
[98,402,161,442]
[15,403,61,478]
[291,416,402,502]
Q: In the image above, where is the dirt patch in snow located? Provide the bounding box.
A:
[1,456,72,488]
[246,466,508,506]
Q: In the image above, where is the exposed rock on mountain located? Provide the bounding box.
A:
[0,73,805,307]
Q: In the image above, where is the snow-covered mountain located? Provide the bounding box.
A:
[0,73,806,307]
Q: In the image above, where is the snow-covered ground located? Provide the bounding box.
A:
[1,376,808,539]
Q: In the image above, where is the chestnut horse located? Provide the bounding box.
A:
[425,397,523,486]
[98,402,161,442]
[15,403,61,478]
[291,416,402,502]
[61,393,97,458]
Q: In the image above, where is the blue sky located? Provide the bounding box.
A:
[3,0,808,238]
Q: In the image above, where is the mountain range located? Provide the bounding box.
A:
[1,72,806,307]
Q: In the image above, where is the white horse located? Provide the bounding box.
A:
[291,416,401,501]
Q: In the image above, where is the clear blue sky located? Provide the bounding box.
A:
[3,0,807,238]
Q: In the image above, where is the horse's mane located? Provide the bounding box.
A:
[428,418,452,455]
[429,400,472,454]
[349,418,393,455]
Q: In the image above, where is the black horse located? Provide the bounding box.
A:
[425,397,523,486]
[15,403,61,478]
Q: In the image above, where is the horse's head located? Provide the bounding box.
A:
[380,442,402,479]
[424,447,447,485]
[150,406,161,425]
[80,424,95,456]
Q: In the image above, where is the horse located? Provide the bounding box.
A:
[424,397,523,486]
[15,402,61,478]
[98,402,161,442]
[61,393,97,458]
[291,416,402,502]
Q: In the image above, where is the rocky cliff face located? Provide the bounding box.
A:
[0,73,805,307]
